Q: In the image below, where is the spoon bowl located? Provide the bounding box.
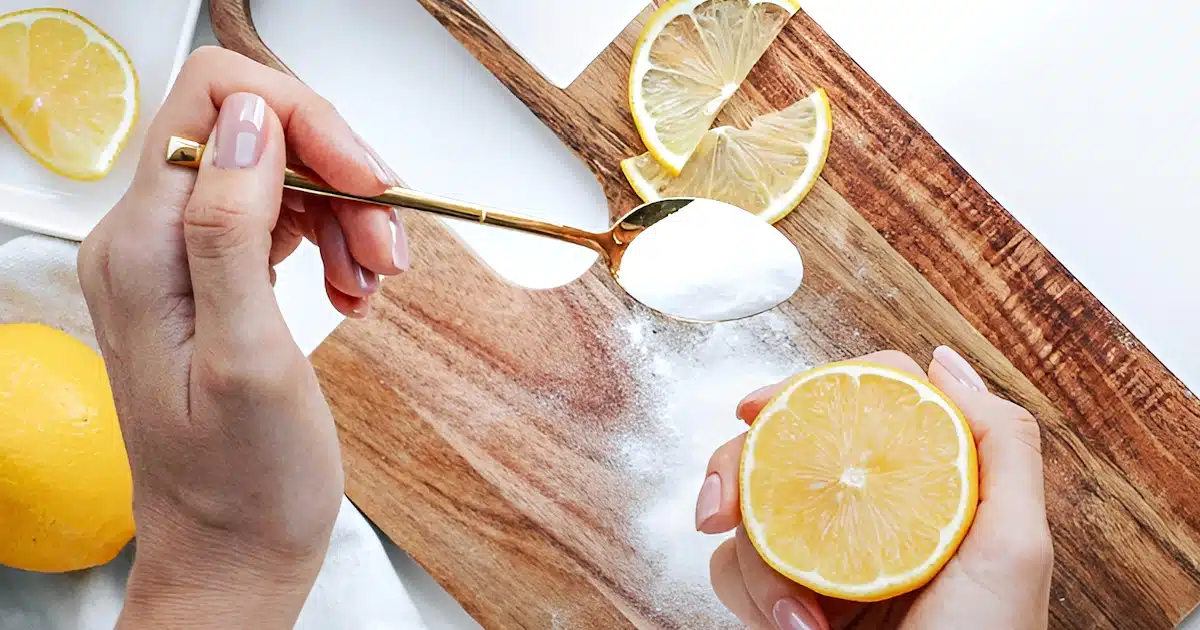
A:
[167,136,803,322]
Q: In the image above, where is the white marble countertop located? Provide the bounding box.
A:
[3,0,1198,627]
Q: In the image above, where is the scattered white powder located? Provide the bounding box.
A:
[616,199,804,322]
[610,310,815,625]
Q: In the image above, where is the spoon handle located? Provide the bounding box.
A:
[165,136,606,255]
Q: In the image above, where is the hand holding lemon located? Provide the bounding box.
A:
[699,349,1053,629]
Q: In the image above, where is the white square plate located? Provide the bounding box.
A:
[0,0,203,242]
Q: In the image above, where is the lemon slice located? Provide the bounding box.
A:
[0,8,139,181]
[740,361,979,602]
[622,89,831,224]
[629,0,799,175]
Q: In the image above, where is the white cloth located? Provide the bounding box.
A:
[0,235,428,630]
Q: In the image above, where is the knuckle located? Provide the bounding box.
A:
[180,46,228,77]
[196,346,299,399]
[183,202,253,258]
[196,353,264,399]
[1012,418,1044,456]
[78,225,153,301]
[194,352,249,397]
[293,96,343,141]
[993,398,1044,455]
[76,232,111,299]
[306,95,339,121]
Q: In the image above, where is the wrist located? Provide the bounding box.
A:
[119,524,328,629]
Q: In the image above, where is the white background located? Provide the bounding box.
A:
[2,0,1197,626]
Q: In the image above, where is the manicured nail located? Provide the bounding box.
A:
[355,132,399,187]
[390,210,410,271]
[349,299,370,319]
[745,384,778,404]
[773,598,820,630]
[213,93,267,169]
[933,346,987,392]
[354,263,379,294]
[695,473,722,530]
[317,213,378,296]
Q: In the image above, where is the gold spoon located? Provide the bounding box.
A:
[166,136,803,322]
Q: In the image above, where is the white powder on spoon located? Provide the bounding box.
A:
[616,199,804,322]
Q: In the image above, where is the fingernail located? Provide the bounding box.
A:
[772,598,820,630]
[390,210,410,271]
[933,346,987,392]
[695,473,722,530]
[213,93,267,169]
[317,213,379,296]
[745,384,778,403]
[355,132,399,187]
[354,263,379,294]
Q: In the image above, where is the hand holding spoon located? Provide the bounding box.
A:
[166,136,803,323]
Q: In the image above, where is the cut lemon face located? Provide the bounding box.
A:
[629,0,799,175]
[0,8,138,181]
[740,362,978,602]
[622,89,831,224]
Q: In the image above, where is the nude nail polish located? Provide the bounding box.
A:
[213,93,267,169]
[390,210,410,271]
[695,473,722,530]
[933,345,987,392]
[355,132,399,187]
[773,598,819,630]
[354,263,379,294]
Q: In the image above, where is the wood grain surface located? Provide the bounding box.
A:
[211,1,1200,628]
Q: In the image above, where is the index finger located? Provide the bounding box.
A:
[126,46,393,212]
[735,350,929,424]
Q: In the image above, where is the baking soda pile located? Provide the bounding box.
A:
[609,310,814,625]
[616,199,804,322]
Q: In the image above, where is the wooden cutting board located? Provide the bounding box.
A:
[212,1,1200,628]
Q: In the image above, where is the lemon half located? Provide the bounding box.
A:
[740,361,978,602]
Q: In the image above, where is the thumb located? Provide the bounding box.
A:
[928,346,1047,522]
[183,92,286,334]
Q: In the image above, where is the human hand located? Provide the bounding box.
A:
[698,348,1053,630]
[77,47,408,627]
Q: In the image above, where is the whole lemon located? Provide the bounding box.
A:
[0,323,134,572]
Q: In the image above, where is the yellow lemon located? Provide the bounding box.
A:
[622,89,832,224]
[0,323,133,573]
[629,0,799,174]
[740,361,978,602]
[0,8,139,180]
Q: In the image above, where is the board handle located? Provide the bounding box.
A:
[209,0,295,78]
